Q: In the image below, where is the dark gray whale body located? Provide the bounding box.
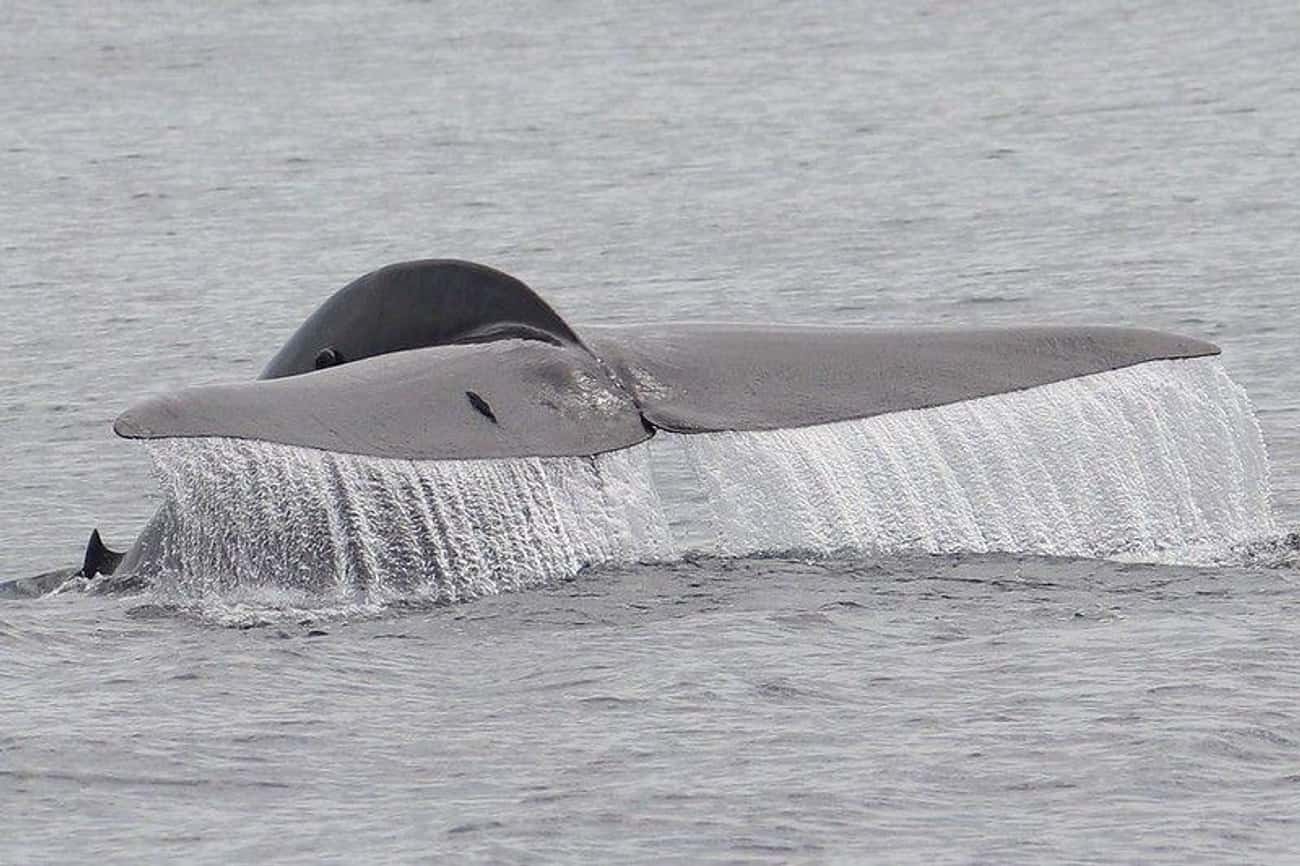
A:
[9,259,1221,591]
[259,260,584,380]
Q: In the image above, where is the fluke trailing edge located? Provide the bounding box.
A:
[22,259,1222,589]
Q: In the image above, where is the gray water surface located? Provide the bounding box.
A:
[6,556,1299,864]
[3,1,1300,863]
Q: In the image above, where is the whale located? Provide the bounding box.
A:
[114,259,1217,456]
[5,259,1220,594]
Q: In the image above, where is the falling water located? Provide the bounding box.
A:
[675,358,1275,560]
[139,357,1275,610]
[143,439,676,606]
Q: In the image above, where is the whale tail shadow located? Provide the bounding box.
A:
[80,528,123,578]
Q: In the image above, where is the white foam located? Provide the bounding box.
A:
[672,358,1275,560]
[142,439,676,606]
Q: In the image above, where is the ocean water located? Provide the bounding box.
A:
[3,1,1299,863]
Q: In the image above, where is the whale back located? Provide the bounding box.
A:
[260,259,583,379]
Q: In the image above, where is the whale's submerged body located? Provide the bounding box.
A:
[6,258,1250,598]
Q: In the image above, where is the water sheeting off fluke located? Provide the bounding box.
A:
[118,357,1274,611]
[139,438,675,604]
[673,358,1274,560]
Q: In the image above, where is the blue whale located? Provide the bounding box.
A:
[10,259,1219,591]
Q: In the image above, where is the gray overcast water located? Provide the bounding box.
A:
[2,1,1299,863]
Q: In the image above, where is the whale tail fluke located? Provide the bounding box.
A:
[80,528,123,578]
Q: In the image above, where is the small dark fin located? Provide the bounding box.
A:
[80,529,124,578]
[465,390,498,424]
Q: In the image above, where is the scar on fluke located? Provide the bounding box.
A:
[314,346,343,370]
[466,390,498,424]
